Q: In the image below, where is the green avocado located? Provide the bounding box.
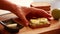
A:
[52,9,60,20]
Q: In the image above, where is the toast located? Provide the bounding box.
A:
[30,2,51,11]
[29,18,50,29]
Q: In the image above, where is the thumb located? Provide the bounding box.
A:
[13,18,29,26]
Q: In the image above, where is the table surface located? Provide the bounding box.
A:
[0,13,60,34]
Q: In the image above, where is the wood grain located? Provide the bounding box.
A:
[0,13,60,34]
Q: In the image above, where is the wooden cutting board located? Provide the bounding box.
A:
[0,13,60,34]
[18,20,60,34]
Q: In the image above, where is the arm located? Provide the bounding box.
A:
[0,0,29,26]
[0,0,19,13]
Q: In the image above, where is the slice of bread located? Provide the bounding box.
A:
[29,18,50,29]
[29,24,50,29]
[30,2,51,11]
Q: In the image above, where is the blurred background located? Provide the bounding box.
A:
[0,0,60,15]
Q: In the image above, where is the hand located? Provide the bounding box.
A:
[14,7,51,26]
